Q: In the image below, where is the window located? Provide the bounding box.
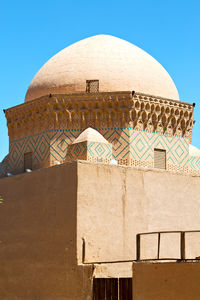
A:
[24,152,32,171]
[93,278,132,300]
[154,149,166,170]
[86,80,99,93]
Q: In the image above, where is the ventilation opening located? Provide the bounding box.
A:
[93,278,132,300]
[86,80,99,93]
[24,152,33,171]
[154,148,166,169]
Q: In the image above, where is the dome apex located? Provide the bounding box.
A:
[73,128,108,144]
[25,34,179,101]
[189,145,200,157]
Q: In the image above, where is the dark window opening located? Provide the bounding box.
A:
[24,152,33,171]
[86,80,99,93]
[93,278,132,300]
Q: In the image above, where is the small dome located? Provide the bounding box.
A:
[189,145,200,157]
[73,128,108,144]
[25,35,179,101]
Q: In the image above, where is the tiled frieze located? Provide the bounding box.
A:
[87,142,112,164]
[189,156,200,171]
[66,141,112,163]
[8,128,118,172]
[66,142,87,161]
[8,127,194,175]
[49,130,79,164]
[9,132,50,174]
[129,129,189,170]
[99,128,130,164]
[5,91,195,175]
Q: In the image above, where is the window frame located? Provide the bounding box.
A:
[86,80,99,93]
[154,148,166,170]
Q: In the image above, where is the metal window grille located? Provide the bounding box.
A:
[24,152,32,171]
[93,278,132,300]
[154,148,166,169]
[86,80,99,93]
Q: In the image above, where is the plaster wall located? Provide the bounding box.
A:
[1,161,200,297]
[0,162,93,300]
[77,161,200,277]
[132,261,200,300]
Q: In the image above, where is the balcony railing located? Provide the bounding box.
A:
[136,230,200,261]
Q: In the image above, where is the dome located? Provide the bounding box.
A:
[189,145,200,157]
[73,127,108,144]
[25,34,179,102]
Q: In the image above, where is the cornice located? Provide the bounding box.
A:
[5,91,194,142]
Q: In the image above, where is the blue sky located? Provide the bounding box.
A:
[0,0,200,161]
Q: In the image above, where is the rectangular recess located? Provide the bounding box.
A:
[86,80,99,93]
[154,148,166,169]
[24,152,33,171]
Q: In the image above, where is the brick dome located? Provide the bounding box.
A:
[25,35,179,102]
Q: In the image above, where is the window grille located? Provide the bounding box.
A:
[93,278,132,300]
[86,80,99,93]
[24,152,33,171]
[154,148,166,169]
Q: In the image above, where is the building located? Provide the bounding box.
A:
[0,35,200,299]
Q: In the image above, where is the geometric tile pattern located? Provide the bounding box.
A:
[66,141,112,162]
[66,142,87,161]
[99,127,190,169]
[49,130,78,162]
[189,156,200,170]
[87,142,112,159]
[9,132,50,173]
[9,129,114,172]
[8,130,79,173]
[99,128,130,160]
[129,129,189,168]
[7,127,199,175]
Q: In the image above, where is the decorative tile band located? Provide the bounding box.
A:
[189,156,200,170]
[6,127,197,175]
[66,141,112,162]
[129,130,189,167]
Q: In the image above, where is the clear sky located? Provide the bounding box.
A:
[0,0,200,161]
